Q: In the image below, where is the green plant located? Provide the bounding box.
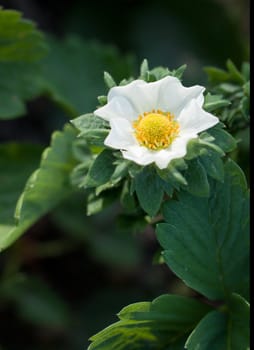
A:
[0,8,249,350]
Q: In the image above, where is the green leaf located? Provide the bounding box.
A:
[86,193,105,216]
[186,294,249,350]
[199,151,224,182]
[184,159,210,197]
[203,93,230,112]
[40,36,135,117]
[88,294,211,350]
[204,66,229,84]
[157,161,188,190]
[134,167,164,216]
[226,59,245,85]
[0,9,48,119]
[118,294,211,325]
[157,160,249,301]
[208,126,237,153]
[0,143,43,226]
[186,311,227,349]
[0,124,77,251]
[71,113,109,145]
[241,62,250,81]
[120,180,137,213]
[227,294,250,349]
[0,8,48,62]
[0,61,45,119]
[85,149,116,188]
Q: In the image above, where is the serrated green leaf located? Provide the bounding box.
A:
[0,9,48,62]
[88,294,211,350]
[157,160,249,301]
[72,113,109,132]
[0,9,48,119]
[71,113,109,145]
[184,159,210,197]
[85,149,116,188]
[134,167,164,216]
[0,125,77,251]
[0,60,45,119]
[186,294,249,350]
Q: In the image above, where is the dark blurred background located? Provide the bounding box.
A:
[0,0,249,349]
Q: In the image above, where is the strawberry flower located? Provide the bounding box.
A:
[94,76,219,169]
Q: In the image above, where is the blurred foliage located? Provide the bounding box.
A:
[0,1,249,349]
[0,8,48,119]
[205,60,250,133]
[0,125,77,250]
[40,36,135,117]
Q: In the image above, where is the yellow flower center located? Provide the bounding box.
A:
[133,110,180,150]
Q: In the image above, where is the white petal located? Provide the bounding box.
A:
[108,79,159,115]
[156,76,205,116]
[104,118,137,149]
[178,99,219,134]
[154,133,197,169]
[94,96,136,121]
[122,146,156,166]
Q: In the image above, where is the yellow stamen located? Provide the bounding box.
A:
[133,110,180,150]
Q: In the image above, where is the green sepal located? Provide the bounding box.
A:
[104,71,117,88]
[97,95,107,106]
[139,58,149,80]
[156,159,188,190]
[203,93,231,112]
[138,60,187,82]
